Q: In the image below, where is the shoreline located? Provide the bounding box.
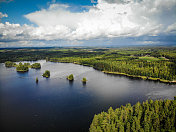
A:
[73,62,176,84]
[102,71,176,84]
[5,60,175,84]
[51,61,176,84]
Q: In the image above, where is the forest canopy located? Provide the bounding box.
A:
[90,98,176,132]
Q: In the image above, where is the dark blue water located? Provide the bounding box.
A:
[0,60,176,132]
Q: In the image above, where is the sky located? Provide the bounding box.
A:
[0,0,176,47]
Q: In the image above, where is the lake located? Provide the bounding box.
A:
[0,60,176,132]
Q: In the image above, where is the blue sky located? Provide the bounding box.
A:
[0,0,175,47]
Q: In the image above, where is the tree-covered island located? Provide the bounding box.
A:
[67,74,74,81]
[42,70,50,78]
[5,61,16,67]
[16,62,29,72]
[31,63,41,69]
[82,77,87,83]
[4,61,41,72]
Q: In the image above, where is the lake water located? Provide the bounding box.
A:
[0,60,176,132]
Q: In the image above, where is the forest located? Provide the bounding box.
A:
[1,47,176,83]
[90,97,176,132]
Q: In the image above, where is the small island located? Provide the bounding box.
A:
[4,61,41,72]
[16,62,29,72]
[36,77,39,83]
[67,74,74,81]
[42,70,50,78]
[31,63,41,69]
[5,61,16,67]
[82,77,87,83]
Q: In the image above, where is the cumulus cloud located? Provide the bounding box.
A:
[0,0,176,44]
[0,22,34,41]
[25,4,80,28]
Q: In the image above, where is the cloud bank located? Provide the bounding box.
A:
[0,0,176,46]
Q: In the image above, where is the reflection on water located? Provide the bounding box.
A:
[82,82,87,87]
[69,80,74,87]
[0,60,175,132]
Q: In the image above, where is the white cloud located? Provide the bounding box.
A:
[0,22,34,41]
[0,40,47,47]
[25,4,80,28]
[0,0,176,44]
[166,22,176,34]
[0,12,8,19]
[137,40,160,45]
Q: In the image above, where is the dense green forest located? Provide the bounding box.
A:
[0,47,103,63]
[90,98,176,132]
[1,47,176,83]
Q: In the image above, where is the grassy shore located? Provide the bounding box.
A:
[102,71,176,84]
[16,69,29,72]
